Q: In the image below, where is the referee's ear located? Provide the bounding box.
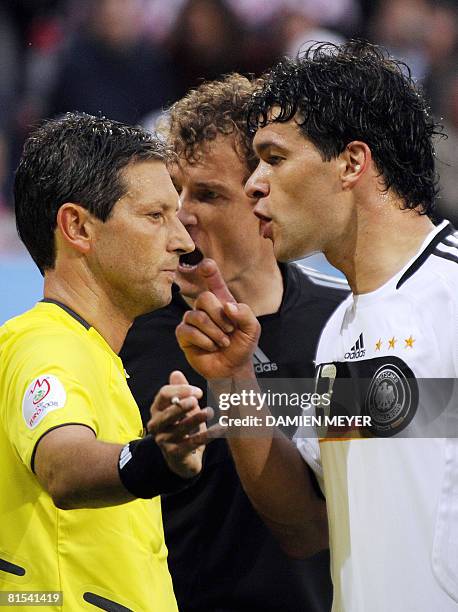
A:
[56,203,92,256]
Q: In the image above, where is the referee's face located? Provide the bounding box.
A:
[89,160,194,317]
[246,118,346,261]
[172,136,276,299]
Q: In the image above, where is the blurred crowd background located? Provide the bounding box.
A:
[0,0,457,320]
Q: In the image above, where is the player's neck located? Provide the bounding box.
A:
[326,205,435,295]
[227,258,284,316]
[43,270,131,354]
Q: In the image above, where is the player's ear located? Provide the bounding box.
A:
[56,203,93,255]
[339,141,371,189]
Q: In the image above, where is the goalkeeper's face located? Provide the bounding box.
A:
[245,117,349,262]
[88,160,194,317]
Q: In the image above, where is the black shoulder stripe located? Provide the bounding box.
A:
[396,223,455,289]
[442,238,458,253]
[433,249,458,265]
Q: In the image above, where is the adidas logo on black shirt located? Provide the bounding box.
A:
[253,347,278,373]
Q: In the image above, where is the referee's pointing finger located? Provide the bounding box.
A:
[197,258,237,304]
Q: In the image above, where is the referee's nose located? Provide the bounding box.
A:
[169,215,194,255]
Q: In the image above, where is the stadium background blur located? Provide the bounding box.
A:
[0,0,457,325]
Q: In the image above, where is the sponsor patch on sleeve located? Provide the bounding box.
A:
[22,375,67,430]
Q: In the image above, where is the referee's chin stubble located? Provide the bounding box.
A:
[117,278,172,318]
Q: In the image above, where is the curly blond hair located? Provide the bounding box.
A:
[161,73,263,171]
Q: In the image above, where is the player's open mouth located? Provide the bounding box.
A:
[178,247,204,272]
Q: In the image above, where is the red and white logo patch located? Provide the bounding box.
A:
[22,375,67,429]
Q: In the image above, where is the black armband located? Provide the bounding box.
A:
[118,435,198,499]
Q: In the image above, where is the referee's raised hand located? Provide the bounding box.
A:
[176,259,260,380]
[147,371,211,478]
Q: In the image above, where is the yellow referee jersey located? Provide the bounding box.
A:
[0,301,177,611]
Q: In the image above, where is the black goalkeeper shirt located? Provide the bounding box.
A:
[120,263,347,612]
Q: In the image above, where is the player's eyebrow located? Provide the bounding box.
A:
[253,136,287,156]
[194,180,228,193]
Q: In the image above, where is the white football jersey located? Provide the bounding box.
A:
[296,220,458,612]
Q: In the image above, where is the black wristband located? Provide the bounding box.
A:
[118,435,198,499]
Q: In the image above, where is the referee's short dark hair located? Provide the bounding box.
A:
[247,40,443,219]
[15,112,171,274]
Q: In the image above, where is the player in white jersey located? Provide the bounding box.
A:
[172,41,458,611]
[297,220,458,611]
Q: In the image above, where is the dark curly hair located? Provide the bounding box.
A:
[15,112,170,273]
[162,73,263,172]
[247,40,443,217]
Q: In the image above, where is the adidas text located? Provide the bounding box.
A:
[254,362,278,373]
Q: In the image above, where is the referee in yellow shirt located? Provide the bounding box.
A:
[0,113,210,611]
